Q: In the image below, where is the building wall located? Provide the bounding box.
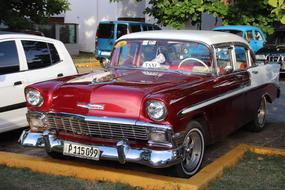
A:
[64,0,145,53]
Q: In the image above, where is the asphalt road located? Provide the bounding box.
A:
[0,74,284,177]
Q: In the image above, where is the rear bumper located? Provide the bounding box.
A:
[19,129,184,168]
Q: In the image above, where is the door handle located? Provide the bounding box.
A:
[57,73,63,77]
[252,71,258,74]
[14,81,22,86]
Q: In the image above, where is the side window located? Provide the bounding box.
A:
[255,31,264,41]
[0,41,20,74]
[97,24,114,39]
[48,43,60,64]
[246,30,253,42]
[130,25,141,33]
[22,41,51,70]
[234,46,248,70]
[142,25,148,31]
[117,24,128,39]
[147,25,154,31]
[216,47,232,75]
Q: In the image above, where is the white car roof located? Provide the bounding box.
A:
[119,30,249,46]
[0,32,60,43]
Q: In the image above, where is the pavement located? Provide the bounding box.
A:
[0,68,284,177]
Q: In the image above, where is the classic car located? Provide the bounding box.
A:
[256,27,285,74]
[213,25,266,53]
[19,30,280,177]
[0,32,78,133]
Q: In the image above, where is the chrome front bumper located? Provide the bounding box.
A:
[19,129,184,168]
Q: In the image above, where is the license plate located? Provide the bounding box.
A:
[63,142,100,160]
[101,51,111,56]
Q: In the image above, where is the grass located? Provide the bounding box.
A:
[207,152,285,190]
[0,165,139,190]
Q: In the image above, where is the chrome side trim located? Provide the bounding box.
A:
[180,85,249,115]
[180,81,278,115]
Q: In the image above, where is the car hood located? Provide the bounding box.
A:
[49,69,205,120]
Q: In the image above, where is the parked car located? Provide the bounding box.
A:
[213,25,266,53]
[256,27,285,74]
[95,20,161,67]
[19,30,280,178]
[0,32,78,133]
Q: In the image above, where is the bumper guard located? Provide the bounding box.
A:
[19,129,184,168]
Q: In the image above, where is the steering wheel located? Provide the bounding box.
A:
[177,57,209,71]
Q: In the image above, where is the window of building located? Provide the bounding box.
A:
[0,41,20,74]
[37,24,56,39]
[59,24,77,44]
[22,41,51,70]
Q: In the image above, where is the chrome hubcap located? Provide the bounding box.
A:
[257,98,266,126]
[182,130,203,173]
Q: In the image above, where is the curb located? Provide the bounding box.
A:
[75,61,101,68]
[0,144,284,190]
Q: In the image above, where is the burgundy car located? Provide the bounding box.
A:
[19,30,280,177]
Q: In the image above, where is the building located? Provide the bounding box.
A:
[38,0,145,55]
[38,0,221,55]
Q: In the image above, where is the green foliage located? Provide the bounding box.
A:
[144,0,224,29]
[0,0,70,29]
[111,0,282,34]
[268,0,285,23]
[223,0,278,34]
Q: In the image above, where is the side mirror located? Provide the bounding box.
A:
[100,57,111,68]
[224,65,233,74]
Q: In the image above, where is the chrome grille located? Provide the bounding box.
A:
[46,114,148,141]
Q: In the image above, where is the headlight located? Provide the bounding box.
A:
[146,100,167,121]
[26,89,43,107]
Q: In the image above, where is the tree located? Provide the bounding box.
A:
[0,0,69,29]
[222,0,278,34]
[111,0,281,34]
[268,0,285,24]
[145,0,234,29]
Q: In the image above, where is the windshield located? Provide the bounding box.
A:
[111,40,212,74]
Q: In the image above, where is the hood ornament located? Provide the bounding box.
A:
[77,103,105,110]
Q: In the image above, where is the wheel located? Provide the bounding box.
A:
[247,96,267,132]
[171,121,205,178]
